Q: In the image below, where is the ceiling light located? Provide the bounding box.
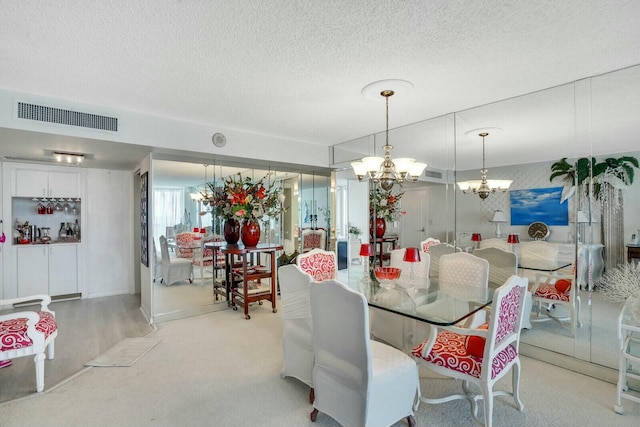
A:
[457,132,512,199]
[53,151,84,164]
[351,85,427,191]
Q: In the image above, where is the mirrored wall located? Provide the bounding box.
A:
[151,159,331,322]
[331,64,640,377]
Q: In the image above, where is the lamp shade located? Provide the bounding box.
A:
[507,234,520,244]
[403,247,421,263]
[360,243,374,257]
[490,210,507,223]
[193,227,199,232]
[199,228,206,234]
[471,233,482,242]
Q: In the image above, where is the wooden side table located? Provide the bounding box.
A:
[627,244,640,263]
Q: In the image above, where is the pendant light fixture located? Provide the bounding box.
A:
[351,81,427,191]
[457,131,512,199]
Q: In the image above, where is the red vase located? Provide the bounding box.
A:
[241,219,261,247]
[223,218,241,245]
[370,217,386,238]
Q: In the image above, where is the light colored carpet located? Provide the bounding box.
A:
[85,337,162,367]
[2,300,640,426]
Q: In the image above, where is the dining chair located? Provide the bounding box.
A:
[0,294,58,393]
[528,249,585,336]
[478,237,511,252]
[309,279,419,427]
[420,237,440,253]
[301,228,327,253]
[519,241,559,283]
[428,243,459,277]
[159,235,193,285]
[473,247,531,329]
[278,264,315,404]
[296,248,337,281]
[191,235,224,280]
[175,231,198,259]
[412,275,528,427]
[433,252,490,328]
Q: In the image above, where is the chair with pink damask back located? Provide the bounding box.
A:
[0,294,58,393]
[301,228,327,253]
[412,275,528,427]
[420,237,441,253]
[296,248,337,282]
[175,231,199,260]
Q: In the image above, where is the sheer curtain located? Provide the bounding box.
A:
[153,188,184,250]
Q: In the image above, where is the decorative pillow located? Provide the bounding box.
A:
[554,279,572,293]
[465,323,489,358]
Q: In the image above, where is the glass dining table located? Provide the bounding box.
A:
[344,272,499,352]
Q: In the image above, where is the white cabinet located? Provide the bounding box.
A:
[15,169,80,198]
[16,244,79,297]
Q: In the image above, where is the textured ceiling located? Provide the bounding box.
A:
[2,0,640,173]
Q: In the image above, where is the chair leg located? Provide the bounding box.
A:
[512,360,524,411]
[406,414,416,427]
[47,340,55,359]
[34,352,45,392]
[310,408,318,422]
[309,387,315,404]
[481,382,494,427]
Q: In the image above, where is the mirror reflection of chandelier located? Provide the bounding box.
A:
[351,82,427,191]
[190,164,211,212]
[457,131,512,200]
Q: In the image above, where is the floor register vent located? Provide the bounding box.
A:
[17,102,118,132]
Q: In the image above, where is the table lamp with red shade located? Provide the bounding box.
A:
[471,233,482,250]
[507,234,519,252]
[403,247,421,288]
[360,243,374,284]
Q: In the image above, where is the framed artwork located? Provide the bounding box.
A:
[140,171,149,267]
[510,186,568,226]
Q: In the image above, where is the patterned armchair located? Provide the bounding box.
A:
[0,294,58,392]
[175,232,199,259]
[301,228,326,253]
[296,249,337,281]
[412,275,528,427]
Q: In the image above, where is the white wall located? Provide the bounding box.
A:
[84,169,134,297]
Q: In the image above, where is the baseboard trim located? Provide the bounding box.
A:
[521,343,618,384]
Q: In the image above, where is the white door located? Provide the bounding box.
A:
[401,188,427,248]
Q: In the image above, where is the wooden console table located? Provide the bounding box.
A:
[627,244,640,263]
[207,242,282,319]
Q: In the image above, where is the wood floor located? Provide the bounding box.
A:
[0,293,153,404]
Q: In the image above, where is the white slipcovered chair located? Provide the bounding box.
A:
[519,241,559,283]
[412,275,528,427]
[296,248,337,282]
[159,235,193,286]
[309,279,419,427]
[0,294,58,392]
[278,264,315,403]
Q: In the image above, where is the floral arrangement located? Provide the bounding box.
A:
[369,187,405,221]
[208,173,285,221]
[348,225,361,236]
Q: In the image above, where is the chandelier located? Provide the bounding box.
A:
[190,164,211,207]
[457,132,512,199]
[351,88,427,191]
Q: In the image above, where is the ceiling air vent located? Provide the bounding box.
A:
[424,170,442,179]
[17,102,118,132]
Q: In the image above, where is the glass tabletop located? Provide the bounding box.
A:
[346,275,495,326]
[518,260,572,271]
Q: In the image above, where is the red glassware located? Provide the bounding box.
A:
[507,234,520,244]
[403,247,421,263]
[241,219,261,247]
[193,227,199,232]
[360,243,374,257]
[471,233,482,242]
[199,228,206,234]
[374,267,401,281]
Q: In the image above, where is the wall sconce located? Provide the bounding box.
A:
[54,151,84,164]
